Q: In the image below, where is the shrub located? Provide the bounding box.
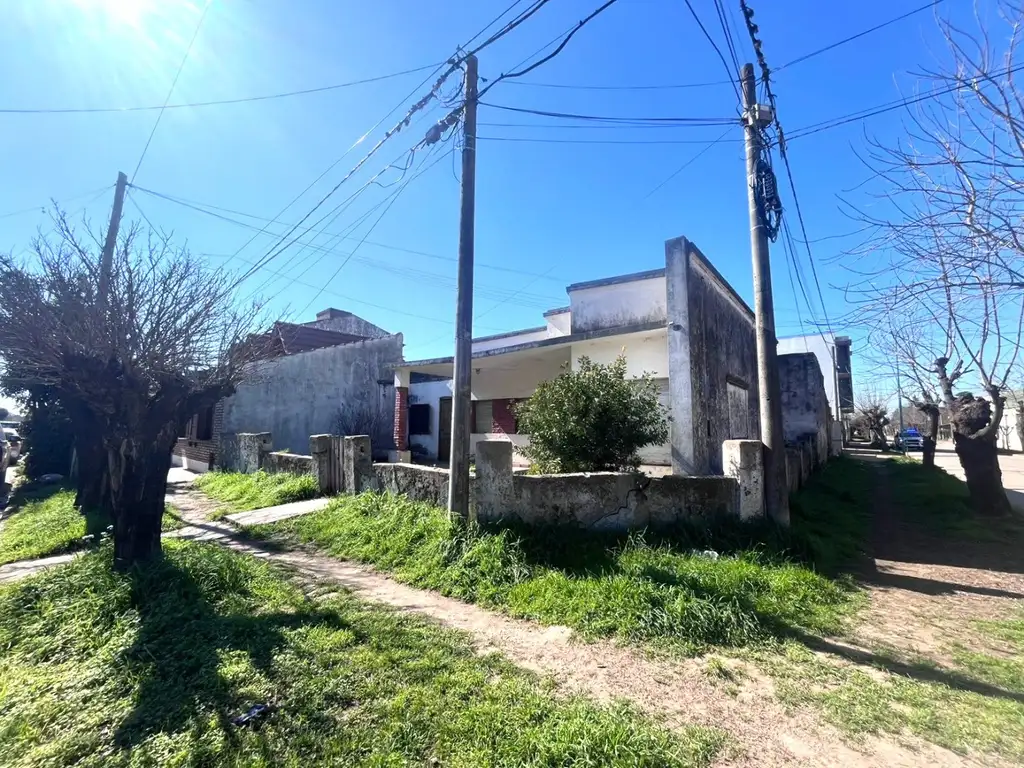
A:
[514,355,668,472]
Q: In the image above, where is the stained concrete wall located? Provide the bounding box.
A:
[779,352,830,464]
[568,271,667,333]
[263,451,314,475]
[220,334,403,465]
[680,242,760,476]
[304,308,390,339]
[473,328,549,353]
[778,334,839,418]
[373,463,461,509]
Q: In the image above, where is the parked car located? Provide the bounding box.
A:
[0,429,9,475]
[2,428,20,463]
[895,428,924,451]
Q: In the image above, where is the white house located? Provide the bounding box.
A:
[392,236,763,475]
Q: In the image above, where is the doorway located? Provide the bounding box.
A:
[438,397,452,463]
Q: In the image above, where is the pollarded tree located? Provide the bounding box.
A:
[514,355,668,473]
[0,209,268,569]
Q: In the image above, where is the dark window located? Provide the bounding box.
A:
[473,400,493,434]
[196,407,214,441]
[409,403,431,435]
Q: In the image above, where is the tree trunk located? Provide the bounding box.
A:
[922,409,940,468]
[953,432,1012,517]
[74,432,109,513]
[108,434,176,572]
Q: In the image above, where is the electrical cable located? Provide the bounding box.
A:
[476,135,742,145]
[0,186,114,219]
[0,64,444,115]
[642,126,734,199]
[681,0,741,104]
[713,0,743,79]
[776,0,946,72]
[131,0,212,182]
[479,101,735,125]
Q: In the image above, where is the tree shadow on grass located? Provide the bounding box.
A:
[791,630,1024,703]
[110,553,361,751]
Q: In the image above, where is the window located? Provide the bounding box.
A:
[409,403,431,435]
[473,400,493,434]
[196,406,215,441]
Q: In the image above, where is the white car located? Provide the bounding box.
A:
[2,428,20,462]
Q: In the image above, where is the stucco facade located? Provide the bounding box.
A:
[397,235,764,475]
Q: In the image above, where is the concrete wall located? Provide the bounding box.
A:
[473,328,549,353]
[471,349,570,401]
[570,331,669,378]
[779,352,830,463]
[221,334,404,464]
[374,462,453,508]
[568,271,667,333]
[305,308,390,339]
[263,451,314,475]
[545,309,571,336]
[778,334,839,418]
[682,244,760,476]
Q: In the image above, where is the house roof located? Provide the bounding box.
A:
[269,322,367,356]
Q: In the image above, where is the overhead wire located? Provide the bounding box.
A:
[478,101,735,125]
[131,0,212,182]
[642,126,735,199]
[681,0,742,104]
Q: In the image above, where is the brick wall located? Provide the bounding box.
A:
[394,386,409,450]
[491,399,518,434]
[173,401,224,471]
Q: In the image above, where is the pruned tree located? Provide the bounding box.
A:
[852,397,891,448]
[0,209,269,568]
[842,4,1024,514]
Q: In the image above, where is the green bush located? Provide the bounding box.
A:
[514,355,668,472]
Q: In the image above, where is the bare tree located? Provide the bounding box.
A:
[0,210,268,568]
[843,4,1024,514]
[852,396,891,448]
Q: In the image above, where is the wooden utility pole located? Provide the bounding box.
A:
[447,54,478,520]
[741,63,789,524]
[98,171,128,306]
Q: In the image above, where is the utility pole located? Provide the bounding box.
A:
[448,55,478,520]
[98,171,128,306]
[741,63,789,525]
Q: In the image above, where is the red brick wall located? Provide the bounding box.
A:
[491,399,518,434]
[394,387,409,450]
[173,401,224,470]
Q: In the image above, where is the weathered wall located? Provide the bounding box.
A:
[568,271,667,333]
[683,243,760,475]
[779,352,830,463]
[263,451,314,475]
[470,348,570,400]
[544,308,571,336]
[373,462,454,508]
[304,308,390,339]
[777,334,839,418]
[473,327,549,353]
[221,334,404,464]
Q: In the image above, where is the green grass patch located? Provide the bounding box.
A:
[246,482,861,654]
[0,488,183,566]
[765,639,1024,761]
[0,541,725,767]
[195,470,319,519]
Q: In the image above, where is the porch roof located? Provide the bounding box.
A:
[398,320,664,377]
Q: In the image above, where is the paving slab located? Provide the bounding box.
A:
[224,497,331,526]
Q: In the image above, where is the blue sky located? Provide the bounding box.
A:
[0,0,983,414]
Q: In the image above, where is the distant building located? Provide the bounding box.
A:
[776,333,854,420]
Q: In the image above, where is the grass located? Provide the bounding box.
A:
[245,459,871,654]
[764,632,1024,761]
[194,470,319,519]
[0,541,726,767]
[0,487,184,566]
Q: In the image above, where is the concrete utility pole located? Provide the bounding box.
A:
[895,364,905,451]
[448,54,478,520]
[741,63,789,525]
[98,171,128,307]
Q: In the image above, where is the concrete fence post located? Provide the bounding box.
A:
[722,440,764,520]
[343,435,374,495]
[310,434,336,494]
[475,439,513,523]
[237,432,272,474]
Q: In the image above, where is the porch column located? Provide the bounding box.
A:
[391,369,411,463]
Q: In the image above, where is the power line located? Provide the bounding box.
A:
[477,135,742,145]
[479,101,735,125]
[642,126,734,199]
[681,0,741,104]
[0,64,444,115]
[0,186,113,219]
[776,0,947,72]
[131,0,212,182]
